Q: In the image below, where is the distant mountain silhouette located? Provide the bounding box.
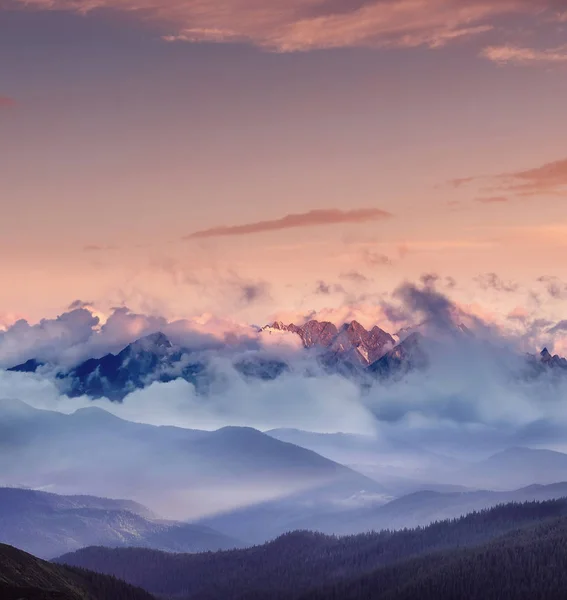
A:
[0,399,377,521]
[0,487,241,559]
[197,479,567,542]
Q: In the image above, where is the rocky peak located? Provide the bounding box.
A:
[263,319,395,366]
[300,320,339,347]
[540,348,567,370]
[368,331,428,377]
[123,332,173,357]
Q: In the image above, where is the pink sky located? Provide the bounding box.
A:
[0,0,566,327]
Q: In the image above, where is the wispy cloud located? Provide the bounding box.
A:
[9,0,553,53]
[475,196,509,204]
[482,44,567,66]
[362,249,393,267]
[538,276,567,300]
[83,244,119,252]
[506,158,567,196]
[447,177,475,188]
[238,281,271,305]
[315,280,346,295]
[447,157,567,198]
[476,273,519,293]
[186,208,392,239]
[340,271,369,284]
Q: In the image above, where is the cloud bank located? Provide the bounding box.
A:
[2,278,567,511]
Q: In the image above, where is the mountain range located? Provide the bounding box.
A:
[195,478,567,543]
[7,320,567,401]
[0,399,379,521]
[266,320,395,366]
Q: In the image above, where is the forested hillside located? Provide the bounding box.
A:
[57,498,567,599]
[302,517,567,600]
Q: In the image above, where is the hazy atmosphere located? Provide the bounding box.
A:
[1,2,567,599]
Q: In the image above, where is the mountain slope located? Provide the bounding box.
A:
[57,498,567,600]
[0,543,154,600]
[0,399,377,520]
[195,480,567,542]
[463,447,567,489]
[301,516,567,600]
[0,487,241,559]
[266,428,462,493]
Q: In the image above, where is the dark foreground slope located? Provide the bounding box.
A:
[57,498,567,600]
[0,542,154,600]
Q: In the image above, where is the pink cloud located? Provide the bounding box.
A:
[10,0,553,52]
[186,208,392,239]
[447,156,567,198]
[482,44,567,66]
[507,158,567,196]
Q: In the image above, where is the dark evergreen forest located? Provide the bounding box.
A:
[57,498,567,599]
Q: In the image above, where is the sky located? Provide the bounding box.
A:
[1,0,567,331]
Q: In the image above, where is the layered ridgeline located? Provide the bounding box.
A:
[0,543,153,600]
[8,321,566,401]
[4,481,567,558]
[5,399,567,548]
[57,498,567,600]
[0,399,381,523]
[195,480,567,543]
[0,487,241,559]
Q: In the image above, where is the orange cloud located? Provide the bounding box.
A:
[11,0,552,52]
[186,208,392,239]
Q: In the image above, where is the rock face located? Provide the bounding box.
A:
[540,348,567,370]
[368,332,429,378]
[267,320,395,367]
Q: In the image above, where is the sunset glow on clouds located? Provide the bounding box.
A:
[12,0,563,52]
[0,0,566,333]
